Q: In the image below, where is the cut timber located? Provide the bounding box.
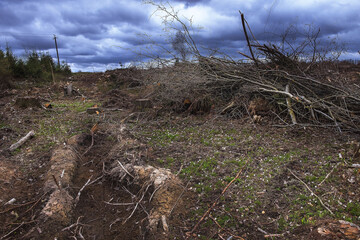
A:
[134,99,153,110]
[41,189,74,225]
[43,146,78,192]
[9,130,35,151]
[15,97,42,109]
[28,134,86,239]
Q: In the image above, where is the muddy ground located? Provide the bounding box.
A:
[0,68,359,240]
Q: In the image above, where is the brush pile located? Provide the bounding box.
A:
[198,45,360,131]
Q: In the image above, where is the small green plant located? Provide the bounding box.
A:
[346,202,360,217]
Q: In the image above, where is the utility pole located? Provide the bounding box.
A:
[53,34,60,67]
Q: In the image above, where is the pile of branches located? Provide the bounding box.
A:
[198,49,360,132]
[139,2,360,131]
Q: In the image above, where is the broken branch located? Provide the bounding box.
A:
[288,168,334,215]
[9,130,35,151]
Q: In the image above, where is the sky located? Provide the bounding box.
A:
[1,0,359,72]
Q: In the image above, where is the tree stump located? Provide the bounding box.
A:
[86,107,101,114]
[63,83,73,96]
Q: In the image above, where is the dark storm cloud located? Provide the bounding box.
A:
[0,6,21,26]
[12,36,55,50]
[60,4,149,26]
[57,24,107,38]
[1,0,359,71]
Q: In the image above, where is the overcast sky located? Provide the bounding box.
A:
[1,0,359,72]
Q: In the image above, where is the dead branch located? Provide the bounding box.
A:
[288,168,334,215]
[350,164,360,168]
[161,215,169,232]
[74,178,92,206]
[78,227,85,240]
[52,174,62,190]
[123,189,147,224]
[104,201,135,206]
[239,11,258,67]
[82,131,94,157]
[62,216,85,232]
[209,215,244,240]
[264,233,285,238]
[117,160,135,178]
[169,182,189,216]
[285,84,297,124]
[317,162,340,187]
[0,222,24,239]
[9,130,35,151]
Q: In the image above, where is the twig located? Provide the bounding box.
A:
[88,175,103,185]
[117,160,134,178]
[169,182,189,216]
[52,174,62,190]
[0,222,24,239]
[22,192,47,215]
[78,227,85,240]
[186,160,248,238]
[82,131,94,156]
[257,227,268,234]
[123,189,147,224]
[349,164,360,168]
[243,103,257,128]
[161,215,169,232]
[176,163,184,176]
[123,199,141,224]
[104,201,135,206]
[0,199,36,214]
[9,130,35,151]
[317,162,340,187]
[122,186,149,217]
[285,84,297,124]
[264,233,285,238]
[74,178,92,206]
[149,185,161,202]
[62,216,87,231]
[209,215,244,240]
[288,168,334,215]
[239,11,258,67]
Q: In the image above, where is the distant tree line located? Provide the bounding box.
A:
[0,46,71,81]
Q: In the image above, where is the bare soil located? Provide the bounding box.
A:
[0,67,359,240]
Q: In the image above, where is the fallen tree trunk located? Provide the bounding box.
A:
[26,134,87,239]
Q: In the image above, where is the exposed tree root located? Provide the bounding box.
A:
[109,163,184,235]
